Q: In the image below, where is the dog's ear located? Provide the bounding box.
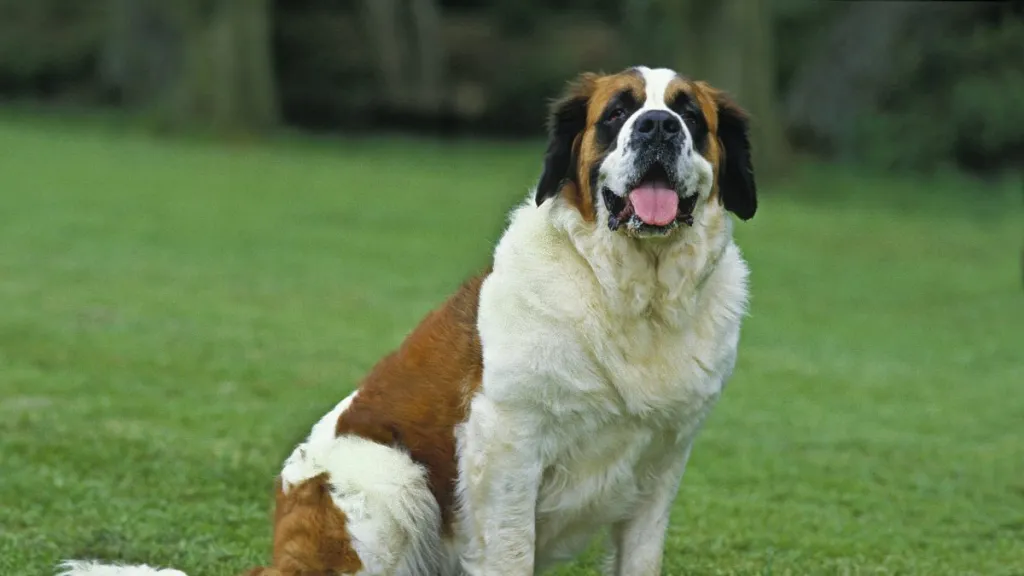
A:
[535,74,596,206]
[713,91,757,220]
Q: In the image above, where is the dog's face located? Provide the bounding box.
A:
[535,67,756,237]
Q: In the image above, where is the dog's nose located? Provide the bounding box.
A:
[634,110,682,144]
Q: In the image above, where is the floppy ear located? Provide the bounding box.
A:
[535,74,595,206]
[714,93,757,220]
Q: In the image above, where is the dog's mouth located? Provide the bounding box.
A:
[604,163,698,234]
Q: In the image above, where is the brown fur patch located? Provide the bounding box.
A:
[244,476,364,576]
[583,72,645,126]
[558,71,646,221]
[688,81,725,202]
[334,272,489,532]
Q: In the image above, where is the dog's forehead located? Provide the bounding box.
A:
[635,67,684,108]
[586,67,692,122]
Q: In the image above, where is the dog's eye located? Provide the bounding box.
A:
[606,108,627,123]
[681,107,704,130]
[670,97,702,129]
[681,107,697,122]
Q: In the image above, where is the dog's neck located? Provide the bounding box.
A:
[551,198,733,327]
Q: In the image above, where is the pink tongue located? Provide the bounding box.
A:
[628,185,678,226]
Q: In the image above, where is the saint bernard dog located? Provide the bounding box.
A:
[59,65,757,576]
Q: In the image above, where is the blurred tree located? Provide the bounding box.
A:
[712,0,789,179]
[102,0,277,133]
[102,0,177,106]
[0,1,105,98]
[361,0,447,117]
[361,0,406,110]
[2,0,1019,174]
[490,0,539,36]
[410,0,446,114]
[785,1,1023,173]
[783,1,926,155]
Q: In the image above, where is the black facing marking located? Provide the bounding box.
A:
[535,93,589,205]
[668,91,709,153]
[588,162,602,208]
[595,89,640,152]
[589,90,641,208]
[716,96,757,220]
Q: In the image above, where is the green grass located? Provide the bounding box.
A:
[0,117,1022,576]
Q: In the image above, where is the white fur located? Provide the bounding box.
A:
[280,391,359,492]
[320,436,442,575]
[55,561,186,576]
[455,188,748,575]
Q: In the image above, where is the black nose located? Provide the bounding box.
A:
[634,110,682,143]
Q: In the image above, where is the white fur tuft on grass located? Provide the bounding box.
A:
[56,560,188,576]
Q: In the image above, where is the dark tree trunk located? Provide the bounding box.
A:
[409,0,445,114]
[360,0,448,116]
[101,0,182,106]
[361,0,409,111]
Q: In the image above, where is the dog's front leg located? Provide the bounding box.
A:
[457,394,543,576]
[608,444,693,576]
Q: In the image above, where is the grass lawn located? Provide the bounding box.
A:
[0,116,1022,576]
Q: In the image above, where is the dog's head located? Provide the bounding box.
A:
[535,66,756,238]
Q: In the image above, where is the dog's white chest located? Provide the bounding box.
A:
[531,419,668,565]
[592,313,729,415]
[465,198,750,573]
[526,322,725,564]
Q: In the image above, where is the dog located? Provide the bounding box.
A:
[58,65,757,576]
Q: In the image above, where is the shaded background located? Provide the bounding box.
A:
[1,0,1022,176]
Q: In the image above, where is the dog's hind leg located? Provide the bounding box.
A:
[260,433,443,576]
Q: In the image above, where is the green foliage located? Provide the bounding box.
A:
[852,5,1024,173]
[0,1,104,97]
[475,16,629,134]
[0,0,277,134]
[772,0,845,95]
[1,118,1022,575]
